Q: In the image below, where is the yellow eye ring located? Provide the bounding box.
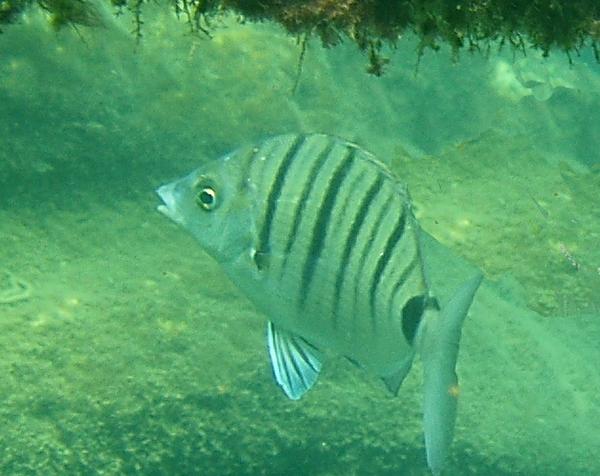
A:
[196,187,217,211]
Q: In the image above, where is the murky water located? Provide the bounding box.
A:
[1,6,599,475]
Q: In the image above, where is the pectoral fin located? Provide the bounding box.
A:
[267,322,323,400]
[421,273,483,475]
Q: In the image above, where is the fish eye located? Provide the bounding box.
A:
[196,187,217,211]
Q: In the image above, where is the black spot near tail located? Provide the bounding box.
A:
[401,295,426,344]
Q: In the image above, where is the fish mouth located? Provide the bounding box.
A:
[156,183,184,225]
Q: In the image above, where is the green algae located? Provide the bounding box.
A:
[1,199,598,475]
[399,129,600,316]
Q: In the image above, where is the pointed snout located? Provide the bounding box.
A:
[156,182,184,225]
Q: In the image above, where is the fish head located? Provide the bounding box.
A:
[157,156,254,264]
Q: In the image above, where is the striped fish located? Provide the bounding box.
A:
[157,133,482,475]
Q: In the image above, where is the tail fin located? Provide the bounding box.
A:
[420,273,483,475]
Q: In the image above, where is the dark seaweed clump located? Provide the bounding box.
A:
[1,0,599,71]
[1,0,103,31]
[217,0,600,70]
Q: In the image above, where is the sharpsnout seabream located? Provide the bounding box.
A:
[157,133,482,475]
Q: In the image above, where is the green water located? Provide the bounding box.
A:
[1,5,599,475]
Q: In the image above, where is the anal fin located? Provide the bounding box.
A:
[382,355,414,396]
[267,322,323,400]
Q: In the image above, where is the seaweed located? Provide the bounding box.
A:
[1,0,599,70]
[39,0,102,30]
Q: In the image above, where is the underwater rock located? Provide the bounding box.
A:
[0,269,31,304]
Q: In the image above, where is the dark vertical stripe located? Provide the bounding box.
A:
[282,139,336,258]
[387,253,419,320]
[299,146,357,307]
[368,204,407,327]
[331,174,383,326]
[254,135,305,269]
[350,193,392,326]
[356,194,393,328]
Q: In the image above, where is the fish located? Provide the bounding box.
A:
[156,133,482,474]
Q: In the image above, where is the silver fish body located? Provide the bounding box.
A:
[157,133,482,475]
